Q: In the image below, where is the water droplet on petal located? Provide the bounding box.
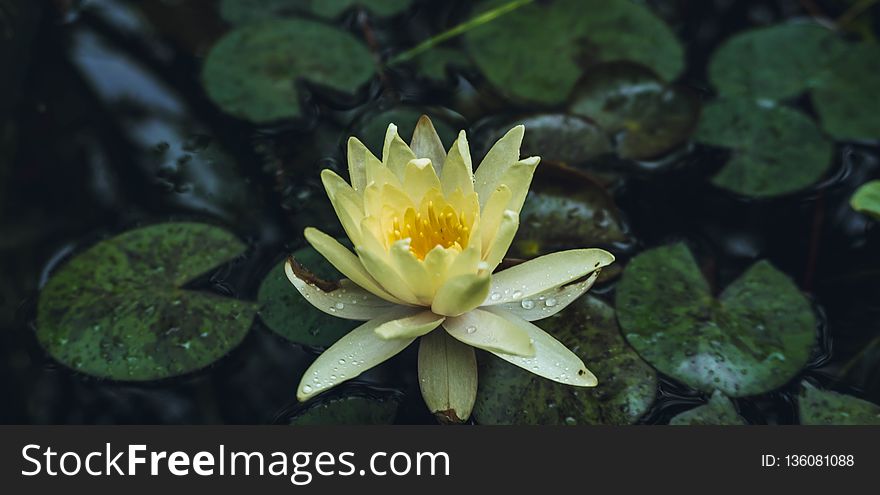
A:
[521,299,535,310]
[466,326,477,334]
[301,385,313,394]
[545,297,557,307]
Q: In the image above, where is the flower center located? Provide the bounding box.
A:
[388,201,470,260]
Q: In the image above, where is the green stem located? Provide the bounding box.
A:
[837,0,879,28]
[387,0,534,66]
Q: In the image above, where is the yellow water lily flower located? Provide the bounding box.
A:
[286,116,614,421]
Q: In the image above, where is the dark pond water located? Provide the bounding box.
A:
[0,0,878,424]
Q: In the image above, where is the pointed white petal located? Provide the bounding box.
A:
[474,125,524,207]
[497,156,540,215]
[285,259,397,320]
[442,308,534,356]
[482,209,518,272]
[410,115,447,174]
[347,136,380,192]
[496,271,599,321]
[418,330,477,423]
[431,273,490,317]
[356,244,422,305]
[440,130,474,196]
[382,123,417,180]
[374,310,445,339]
[485,307,597,387]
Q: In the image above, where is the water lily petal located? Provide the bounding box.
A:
[482,210,519,272]
[485,248,614,305]
[484,307,597,387]
[356,244,421,305]
[410,115,447,174]
[498,156,540,215]
[497,271,599,321]
[320,169,365,243]
[443,308,534,356]
[285,259,397,320]
[297,308,418,401]
[480,184,513,254]
[303,227,403,304]
[402,158,441,204]
[347,136,380,192]
[474,124,524,207]
[418,329,477,423]
[382,123,417,180]
[423,245,456,292]
[440,130,474,196]
[389,239,435,304]
[375,310,445,339]
[432,272,491,317]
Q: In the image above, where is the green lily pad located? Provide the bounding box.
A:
[569,62,701,160]
[708,23,846,101]
[811,43,880,141]
[799,383,880,425]
[511,162,628,258]
[851,180,880,220]
[36,222,257,381]
[220,0,412,25]
[413,47,471,81]
[617,243,816,397]
[669,391,746,425]
[485,113,612,167]
[202,18,375,123]
[258,245,359,348]
[288,394,400,425]
[695,98,834,198]
[463,0,683,105]
[473,295,657,425]
[356,107,458,156]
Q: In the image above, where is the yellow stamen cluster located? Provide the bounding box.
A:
[388,201,470,260]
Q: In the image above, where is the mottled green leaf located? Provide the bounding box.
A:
[288,393,400,425]
[799,382,880,425]
[616,243,816,397]
[258,245,359,348]
[696,98,833,197]
[202,18,374,122]
[851,180,880,220]
[708,23,846,101]
[569,62,700,160]
[463,0,683,105]
[473,296,657,425]
[36,222,257,381]
[669,391,746,425]
[220,0,412,25]
[811,43,880,141]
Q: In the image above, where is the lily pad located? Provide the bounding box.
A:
[482,114,611,167]
[220,0,412,25]
[356,107,458,156]
[708,23,846,101]
[510,162,628,258]
[202,18,375,122]
[695,98,834,198]
[413,47,471,81]
[473,295,657,425]
[799,383,880,425]
[669,391,746,425]
[569,62,701,160]
[258,245,359,348]
[851,180,880,220]
[288,393,400,425]
[616,243,816,397]
[463,0,683,105]
[811,43,880,141]
[36,222,257,381]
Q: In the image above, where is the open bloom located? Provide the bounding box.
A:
[287,116,614,420]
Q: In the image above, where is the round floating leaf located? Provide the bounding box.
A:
[811,43,880,141]
[288,393,400,425]
[356,107,458,156]
[258,245,359,348]
[616,243,816,397]
[569,62,701,160]
[799,383,880,425]
[511,162,628,258]
[696,98,834,198]
[220,0,412,24]
[708,23,846,101]
[473,296,657,425]
[484,113,611,167]
[669,391,746,425]
[202,18,375,122]
[463,0,683,105]
[851,180,880,220]
[37,222,257,381]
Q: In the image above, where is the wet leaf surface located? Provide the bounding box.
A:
[510,162,628,258]
[36,223,257,381]
[473,296,657,425]
[258,245,359,348]
[799,383,880,425]
[463,0,683,105]
[616,242,816,397]
[695,98,833,197]
[851,180,880,220]
[482,113,612,167]
[202,18,375,122]
[569,62,700,160]
[221,0,412,24]
[287,392,400,425]
[669,390,745,425]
